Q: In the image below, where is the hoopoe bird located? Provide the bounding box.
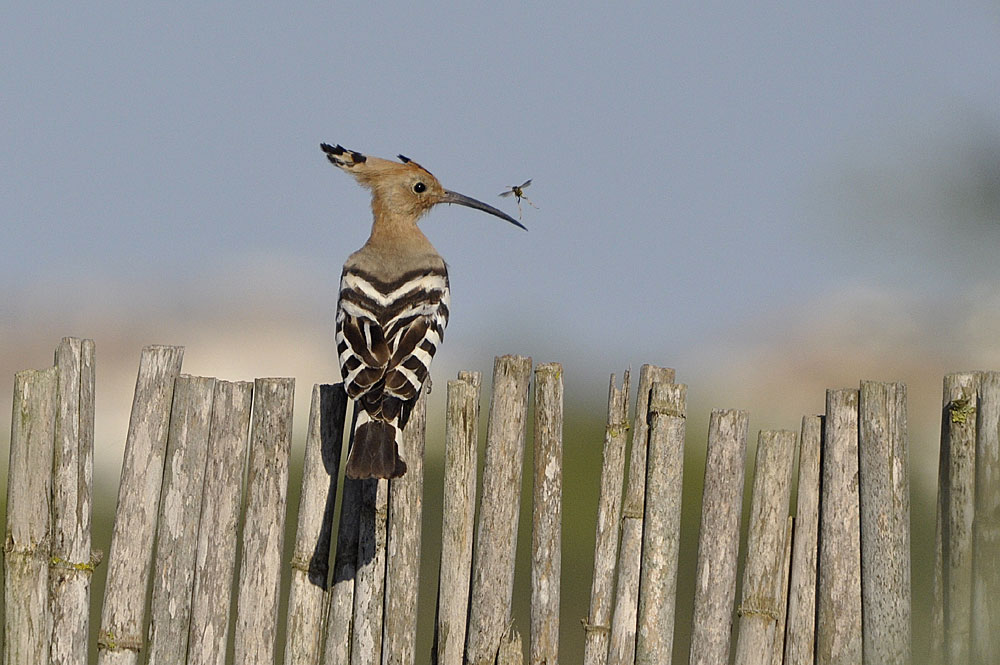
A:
[321,143,526,479]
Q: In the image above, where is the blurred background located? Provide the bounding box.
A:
[3,3,999,663]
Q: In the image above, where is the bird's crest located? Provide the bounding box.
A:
[396,154,434,176]
[320,143,367,168]
[320,142,526,229]
[321,143,438,191]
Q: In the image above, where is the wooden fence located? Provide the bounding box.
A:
[2,337,999,664]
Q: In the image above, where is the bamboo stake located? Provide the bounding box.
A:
[582,371,630,665]
[50,338,96,665]
[784,416,822,665]
[186,380,253,665]
[233,377,295,664]
[351,478,389,665]
[816,389,862,665]
[434,372,482,665]
[384,386,429,665]
[688,409,749,665]
[148,375,216,665]
[285,384,347,665]
[97,345,184,665]
[635,382,687,665]
[734,429,797,665]
[932,372,978,665]
[466,355,533,665]
[972,371,1000,664]
[4,366,57,665]
[858,381,911,665]
[531,363,564,665]
[610,365,675,664]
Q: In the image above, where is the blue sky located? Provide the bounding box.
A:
[3,0,1000,509]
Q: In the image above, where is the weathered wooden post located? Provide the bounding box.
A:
[582,371,630,665]
[531,363,564,665]
[932,372,979,664]
[4,366,57,665]
[187,380,253,665]
[49,338,96,665]
[635,382,687,665]
[324,405,363,665]
[233,377,294,664]
[609,365,675,665]
[351,476,389,665]
[689,409,749,665]
[466,355,533,665]
[325,485,361,664]
[497,625,525,665]
[972,371,1000,664]
[784,415,822,665]
[434,371,482,665]
[98,345,184,665]
[285,384,347,665]
[771,516,793,664]
[384,386,428,665]
[816,388,863,665]
[147,375,216,665]
[734,429,797,665]
[858,380,911,665]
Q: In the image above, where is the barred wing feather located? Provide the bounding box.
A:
[336,266,449,422]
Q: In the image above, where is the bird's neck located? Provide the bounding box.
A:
[367,209,434,256]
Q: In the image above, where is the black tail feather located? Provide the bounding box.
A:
[346,420,407,479]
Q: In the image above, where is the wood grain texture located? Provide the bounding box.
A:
[187,380,252,665]
[734,430,796,665]
[466,355,533,665]
[816,389,862,665]
[284,384,347,665]
[771,516,794,665]
[635,382,686,665]
[5,367,57,665]
[233,377,294,664]
[434,373,481,665]
[583,371,630,665]
[325,461,363,665]
[148,375,216,665]
[609,365,675,665]
[49,338,96,665]
[972,371,1000,664]
[859,381,911,665]
[384,385,428,665]
[531,363,564,665]
[688,409,749,665]
[932,372,979,665]
[351,478,388,665]
[97,345,184,665]
[784,416,822,665]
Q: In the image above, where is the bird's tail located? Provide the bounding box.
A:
[345,410,407,479]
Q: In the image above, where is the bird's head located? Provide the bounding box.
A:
[321,143,526,230]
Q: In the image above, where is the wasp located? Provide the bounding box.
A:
[499,179,538,219]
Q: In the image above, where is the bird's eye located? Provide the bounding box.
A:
[413,182,427,193]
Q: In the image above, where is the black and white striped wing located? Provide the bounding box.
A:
[336,310,389,400]
[336,267,450,423]
[382,286,449,414]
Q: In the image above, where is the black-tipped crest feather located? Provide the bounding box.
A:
[320,143,366,168]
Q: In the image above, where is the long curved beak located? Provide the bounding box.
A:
[441,190,527,230]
